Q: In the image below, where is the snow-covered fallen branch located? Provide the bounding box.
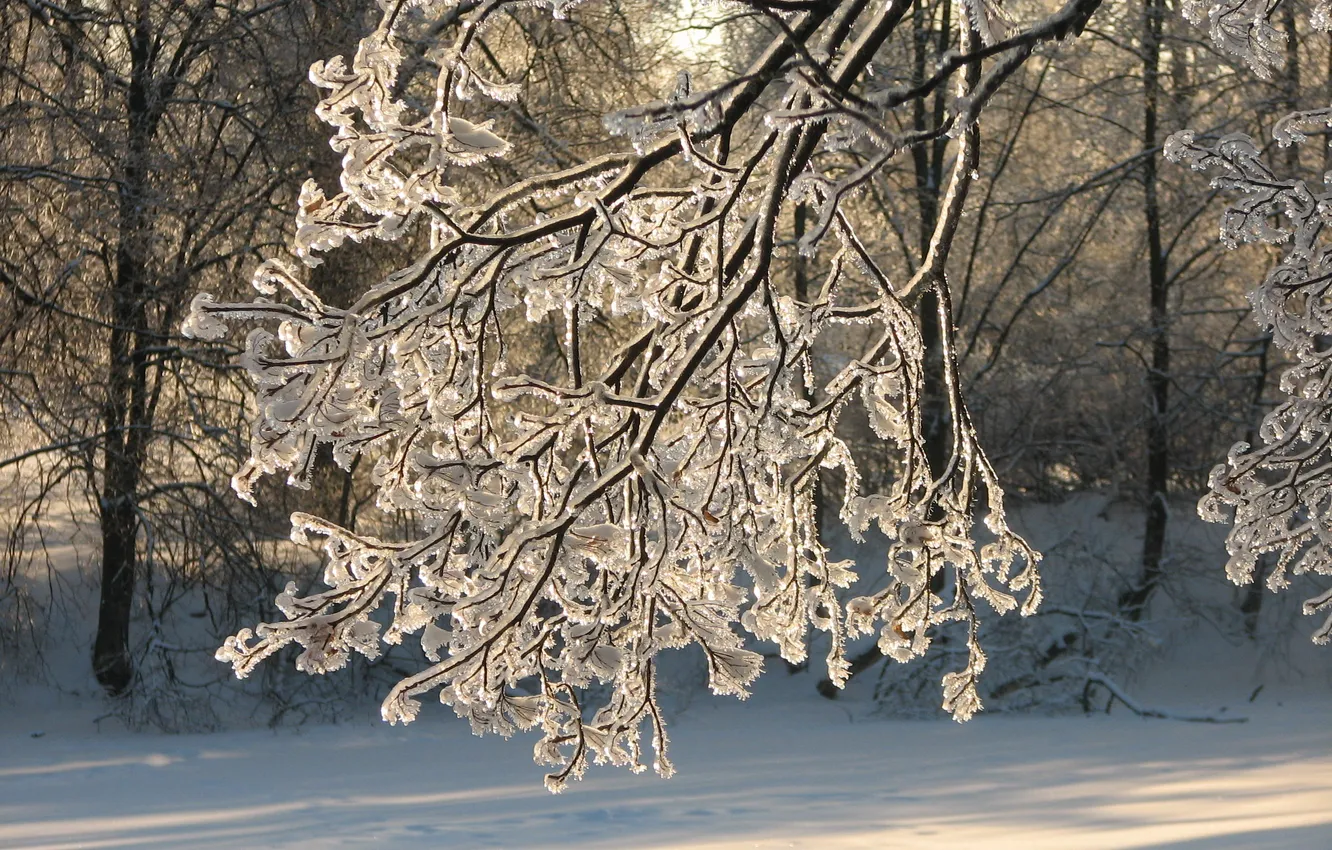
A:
[1084,673,1246,724]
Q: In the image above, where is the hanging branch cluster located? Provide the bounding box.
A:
[1168,118,1332,644]
[189,0,1098,788]
[1180,0,1332,80]
[1166,0,1332,646]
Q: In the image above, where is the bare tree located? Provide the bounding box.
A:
[0,0,337,699]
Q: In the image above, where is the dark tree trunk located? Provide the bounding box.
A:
[95,461,138,694]
[914,0,953,493]
[93,14,158,695]
[1120,0,1168,620]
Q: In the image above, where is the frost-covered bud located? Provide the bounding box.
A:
[181,293,227,340]
[899,522,942,548]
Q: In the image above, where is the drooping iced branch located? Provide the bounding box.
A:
[1167,120,1332,644]
[190,0,1093,788]
[1085,673,1247,724]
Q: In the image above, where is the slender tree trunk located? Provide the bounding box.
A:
[1118,0,1168,620]
[93,15,157,695]
[915,0,953,492]
[94,457,138,694]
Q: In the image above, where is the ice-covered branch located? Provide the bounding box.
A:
[192,0,1067,788]
[1167,117,1332,643]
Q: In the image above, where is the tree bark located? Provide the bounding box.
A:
[914,0,953,493]
[1120,0,1168,620]
[93,12,158,695]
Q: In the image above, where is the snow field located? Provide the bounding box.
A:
[2,672,1329,849]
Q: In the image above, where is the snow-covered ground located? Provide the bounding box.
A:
[3,664,1330,850]
[3,486,1332,848]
